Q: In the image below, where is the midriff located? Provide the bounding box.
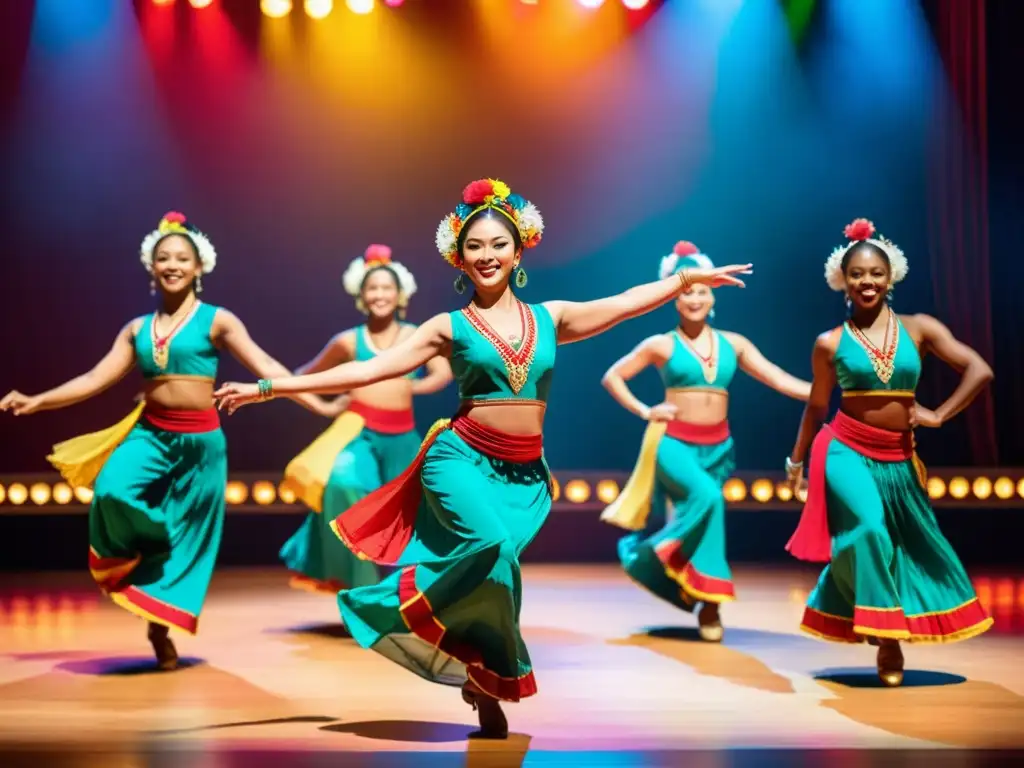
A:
[348,378,415,412]
[459,399,545,436]
[664,388,729,425]
[839,391,915,432]
[143,376,215,411]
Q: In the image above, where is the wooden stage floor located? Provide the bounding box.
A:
[1,565,1022,767]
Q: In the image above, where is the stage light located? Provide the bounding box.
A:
[927,476,946,500]
[252,481,277,505]
[29,483,50,505]
[723,478,746,502]
[225,481,249,505]
[1018,478,1024,499]
[796,485,808,503]
[948,476,969,500]
[578,0,605,8]
[994,476,1014,500]
[564,480,591,504]
[751,478,774,503]
[595,479,620,504]
[7,483,28,505]
[52,483,73,505]
[346,0,374,14]
[622,0,650,9]
[550,475,561,502]
[261,0,293,18]
[189,0,214,9]
[74,486,93,504]
[384,0,404,6]
[0,484,5,505]
[305,0,333,18]
[277,483,297,504]
[152,0,175,6]
[775,482,793,502]
[972,476,992,500]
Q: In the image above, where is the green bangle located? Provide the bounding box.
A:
[258,379,273,399]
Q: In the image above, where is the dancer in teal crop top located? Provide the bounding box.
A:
[600,241,810,642]
[280,245,451,600]
[214,178,751,738]
[2,211,336,672]
[784,218,994,686]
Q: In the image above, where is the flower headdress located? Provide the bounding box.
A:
[342,244,417,311]
[658,241,714,279]
[139,211,217,274]
[824,218,908,291]
[434,178,544,267]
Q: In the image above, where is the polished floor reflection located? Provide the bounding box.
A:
[1,566,1022,767]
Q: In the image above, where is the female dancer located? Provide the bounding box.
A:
[0,211,337,670]
[213,178,752,737]
[601,241,810,641]
[785,218,994,686]
[280,245,451,595]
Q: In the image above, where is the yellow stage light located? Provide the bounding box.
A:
[1017,478,1024,499]
[346,0,374,15]
[7,483,28,505]
[261,0,293,18]
[993,477,1014,500]
[927,476,947,500]
[722,478,746,502]
[751,478,773,503]
[550,475,561,502]
[252,481,277,505]
[189,0,214,9]
[74,486,94,504]
[622,0,650,9]
[278,483,297,504]
[972,476,992,500]
[564,480,591,504]
[595,479,620,504]
[775,482,793,502]
[52,483,73,505]
[0,484,5,505]
[225,481,249,505]
[30,483,52,505]
[305,0,333,19]
[948,476,969,499]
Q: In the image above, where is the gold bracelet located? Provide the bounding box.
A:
[677,268,692,292]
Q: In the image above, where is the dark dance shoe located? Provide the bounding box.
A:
[147,622,179,671]
[461,682,509,739]
[876,641,904,687]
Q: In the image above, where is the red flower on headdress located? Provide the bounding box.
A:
[364,244,392,264]
[163,211,187,224]
[462,179,495,205]
[673,241,699,256]
[844,218,875,241]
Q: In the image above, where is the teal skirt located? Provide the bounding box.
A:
[88,420,227,634]
[336,428,551,702]
[801,437,992,643]
[280,426,421,593]
[618,434,736,611]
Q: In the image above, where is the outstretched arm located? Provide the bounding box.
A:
[412,355,453,396]
[544,265,750,345]
[215,314,452,412]
[726,332,811,402]
[601,335,671,421]
[295,332,352,376]
[787,332,838,481]
[912,313,994,425]
[214,310,339,416]
[1,321,138,415]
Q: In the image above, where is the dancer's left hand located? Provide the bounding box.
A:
[214,382,262,414]
[688,264,753,289]
[910,404,942,428]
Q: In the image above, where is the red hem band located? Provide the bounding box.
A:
[665,420,730,445]
[349,401,416,435]
[143,405,220,433]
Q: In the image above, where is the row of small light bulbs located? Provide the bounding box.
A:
[3,474,1022,507]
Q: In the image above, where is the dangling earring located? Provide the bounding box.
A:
[708,308,715,322]
[149,279,156,297]
[195,275,203,294]
[514,265,528,289]
[845,296,853,314]
[454,273,466,295]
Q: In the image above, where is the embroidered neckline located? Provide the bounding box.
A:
[845,309,899,385]
[150,300,202,371]
[462,302,537,395]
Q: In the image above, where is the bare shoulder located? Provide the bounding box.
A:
[898,312,942,332]
[126,316,147,338]
[814,326,843,356]
[718,329,748,348]
[334,329,357,355]
[642,332,675,362]
[420,312,454,343]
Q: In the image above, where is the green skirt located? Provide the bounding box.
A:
[88,419,227,634]
[336,427,550,702]
[618,433,736,611]
[801,436,992,643]
[280,426,421,593]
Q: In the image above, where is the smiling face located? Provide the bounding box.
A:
[360,267,401,319]
[151,234,201,297]
[459,211,521,293]
[675,282,715,324]
[843,245,891,312]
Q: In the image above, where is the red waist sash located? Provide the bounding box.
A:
[665,420,730,445]
[330,415,543,565]
[143,404,220,433]
[786,410,914,563]
[349,401,416,435]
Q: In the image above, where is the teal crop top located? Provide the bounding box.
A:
[660,330,737,391]
[355,323,418,379]
[835,313,920,394]
[449,302,556,403]
[135,302,220,380]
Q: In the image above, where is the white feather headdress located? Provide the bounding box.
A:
[342,244,417,300]
[139,211,217,274]
[824,218,908,291]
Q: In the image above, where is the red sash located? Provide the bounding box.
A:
[665,420,730,445]
[143,404,220,433]
[786,410,914,563]
[348,401,416,435]
[331,414,543,565]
